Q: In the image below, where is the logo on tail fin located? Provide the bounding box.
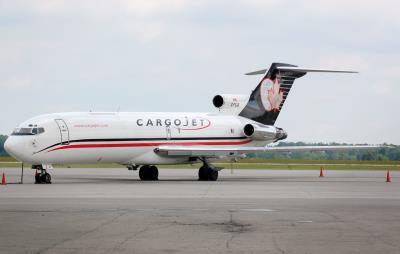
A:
[260,78,283,112]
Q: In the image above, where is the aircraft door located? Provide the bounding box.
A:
[54,119,70,145]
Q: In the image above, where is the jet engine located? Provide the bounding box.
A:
[243,123,287,142]
[212,94,249,114]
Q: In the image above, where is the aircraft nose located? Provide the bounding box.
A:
[4,137,25,160]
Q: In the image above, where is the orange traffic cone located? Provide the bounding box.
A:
[319,167,324,177]
[386,170,391,183]
[1,173,6,185]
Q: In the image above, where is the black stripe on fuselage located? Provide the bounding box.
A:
[34,136,248,154]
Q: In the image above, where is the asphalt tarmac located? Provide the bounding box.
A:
[0,168,399,254]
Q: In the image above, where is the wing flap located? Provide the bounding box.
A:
[155,145,382,157]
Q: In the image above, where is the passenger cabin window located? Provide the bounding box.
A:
[12,127,45,136]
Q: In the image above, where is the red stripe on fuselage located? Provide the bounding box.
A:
[48,140,252,152]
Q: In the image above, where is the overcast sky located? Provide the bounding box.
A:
[0,0,399,144]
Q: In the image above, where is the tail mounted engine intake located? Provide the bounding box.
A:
[212,94,249,115]
[243,123,287,142]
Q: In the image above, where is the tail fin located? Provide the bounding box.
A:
[239,62,356,125]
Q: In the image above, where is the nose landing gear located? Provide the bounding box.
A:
[33,165,52,184]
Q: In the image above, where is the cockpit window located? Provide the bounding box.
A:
[12,127,45,136]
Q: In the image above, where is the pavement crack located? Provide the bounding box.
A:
[112,223,175,251]
[173,211,251,249]
[272,235,287,254]
[112,225,151,251]
[36,211,127,254]
[225,211,250,249]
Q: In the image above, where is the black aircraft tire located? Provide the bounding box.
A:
[139,166,149,180]
[35,173,41,184]
[149,166,159,180]
[198,166,208,181]
[44,173,52,184]
[207,168,218,181]
[39,173,51,184]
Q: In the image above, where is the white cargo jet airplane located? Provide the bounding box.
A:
[4,63,375,183]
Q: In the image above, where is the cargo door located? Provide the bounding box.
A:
[54,119,70,145]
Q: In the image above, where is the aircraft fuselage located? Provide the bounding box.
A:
[5,112,277,165]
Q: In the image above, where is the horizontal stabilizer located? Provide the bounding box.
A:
[277,66,358,73]
[245,69,269,75]
[245,66,357,75]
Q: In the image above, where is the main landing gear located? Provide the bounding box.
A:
[136,162,219,181]
[139,165,159,181]
[198,164,218,181]
[33,165,52,184]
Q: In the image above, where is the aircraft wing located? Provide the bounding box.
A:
[155,145,383,157]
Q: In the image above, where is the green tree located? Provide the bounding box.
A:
[248,142,399,161]
[0,135,8,156]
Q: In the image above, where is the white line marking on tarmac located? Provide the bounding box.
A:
[240,209,276,212]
